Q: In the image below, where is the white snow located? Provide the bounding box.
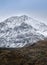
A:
[0,15,47,48]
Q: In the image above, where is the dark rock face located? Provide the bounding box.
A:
[0,40,47,65]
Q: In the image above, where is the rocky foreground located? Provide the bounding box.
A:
[0,40,47,65]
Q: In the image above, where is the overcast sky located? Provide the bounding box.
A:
[0,0,47,23]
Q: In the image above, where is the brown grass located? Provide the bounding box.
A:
[0,40,47,65]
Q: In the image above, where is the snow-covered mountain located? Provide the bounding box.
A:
[0,15,47,48]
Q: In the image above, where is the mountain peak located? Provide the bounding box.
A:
[20,15,29,18]
[19,15,29,21]
[4,15,29,23]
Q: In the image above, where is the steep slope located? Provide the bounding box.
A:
[0,15,47,48]
[25,17,47,36]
